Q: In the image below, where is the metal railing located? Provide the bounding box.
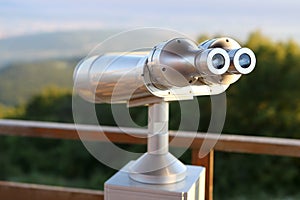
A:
[0,119,300,200]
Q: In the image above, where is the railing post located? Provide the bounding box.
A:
[191,149,214,200]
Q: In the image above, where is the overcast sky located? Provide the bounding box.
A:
[1,0,300,42]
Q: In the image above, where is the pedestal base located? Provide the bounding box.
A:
[105,161,205,200]
[129,152,187,184]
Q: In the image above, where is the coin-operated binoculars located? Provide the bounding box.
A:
[74,37,256,200]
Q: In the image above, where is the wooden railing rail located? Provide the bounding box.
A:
[1,119,300,200]
[0,119,299,157]
[0,181,104,200]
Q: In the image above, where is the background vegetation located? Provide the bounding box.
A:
[0,31,300,199]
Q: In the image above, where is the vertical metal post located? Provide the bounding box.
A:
[147,101,169,155]
[129,102,187,184]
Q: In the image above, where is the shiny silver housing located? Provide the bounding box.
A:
[73,37,256,106]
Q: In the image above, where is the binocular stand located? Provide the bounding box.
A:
[105,102,205,200]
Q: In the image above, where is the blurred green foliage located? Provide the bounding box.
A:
[0,31,300,199]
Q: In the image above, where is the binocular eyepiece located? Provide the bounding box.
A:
[198,37,256,75]
[74,37,256,106]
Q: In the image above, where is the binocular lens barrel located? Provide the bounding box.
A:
[196,48,230,75]
[230,47,256,74]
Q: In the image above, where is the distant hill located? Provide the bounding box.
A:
[0,29,192,68]
[0,30,119,68]
[0,29,119,105]
[0,58,78,106]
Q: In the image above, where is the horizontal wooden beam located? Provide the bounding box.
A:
[0,181,104,200]
[0,119,300,157]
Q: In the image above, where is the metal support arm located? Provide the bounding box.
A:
[129,102,187,184]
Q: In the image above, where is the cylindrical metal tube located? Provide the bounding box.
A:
[74,52,152,104]
[147,102,169,155]
[195,48,230,75]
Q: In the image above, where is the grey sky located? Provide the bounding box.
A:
[1,0,300,42]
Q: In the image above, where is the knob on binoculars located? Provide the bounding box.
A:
[74,37,256,107]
